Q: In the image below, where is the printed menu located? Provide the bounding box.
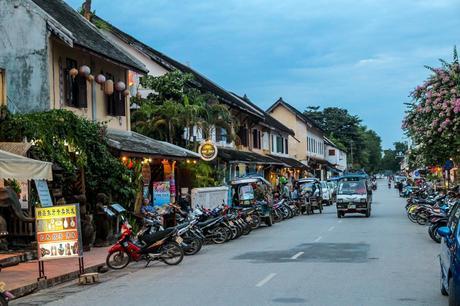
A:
[35,204,83,260]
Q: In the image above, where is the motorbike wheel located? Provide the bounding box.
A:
[106,250,130,270]
[281,207,290,219]
[416,214,428,225]
[242,223,252,235]
[429,224,442,243]
[250,214,262,229]
[184,237,202,255]
[212,227,228,244]
[407,211,418,223]
[274,210,283,223]
[161,242,184,265]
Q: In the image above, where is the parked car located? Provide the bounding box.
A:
[320,181,333,205]
[438,201,460,306]
[336,175,372,218]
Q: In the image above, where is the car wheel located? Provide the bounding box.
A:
[337,211,342,218]
[449,276,458,306]
[365,209,370,218]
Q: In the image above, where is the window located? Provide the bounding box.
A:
[276,136,283,153]
[64,58,87,108]
[262,132,269,150]
[237,127,248,146]
[285,138,289,154]
[329,149,335,156]
[216,127,229,143]
[107,89,126,116]
[252,129,261,149]
[0,68,5,105]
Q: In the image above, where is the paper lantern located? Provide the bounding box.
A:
[79,65,91,77]
[69,68,78,79]
[115,81,126,92]
[87,74,94,82]
[95,74,106,84]
[123,89,130,97]
[104,80,114,95]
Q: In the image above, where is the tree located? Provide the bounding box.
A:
[304,106,382,172]
[403,47,460,165]
[131,71,237,148]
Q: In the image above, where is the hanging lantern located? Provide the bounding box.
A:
[104,79,114,95]
[123,89,130,97]
[69,68,78,79]
[87,74,94,82]
[95,74,106,84]
[115,81,126,92]
[79,65,91,77]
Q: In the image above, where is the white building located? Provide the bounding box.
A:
[324,137,347,177]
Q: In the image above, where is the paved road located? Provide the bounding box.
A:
[13,183,447,306]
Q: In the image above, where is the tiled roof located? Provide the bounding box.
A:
[267,97,324,133]
[32,0,147,73]
[217,148,286,166]
[106,129,199,159]
[229,93,294,136]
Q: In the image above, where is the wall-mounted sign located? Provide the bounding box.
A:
[34,179,53,207]
[35,203,83,261]
[198,140,218,161]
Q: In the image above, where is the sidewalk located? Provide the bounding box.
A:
[1,247,107,298]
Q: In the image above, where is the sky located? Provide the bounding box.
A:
[66,0,460,148]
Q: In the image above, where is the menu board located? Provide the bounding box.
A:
[34,180,53,207]
[35,204,83,261]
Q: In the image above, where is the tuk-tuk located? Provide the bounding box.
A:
[230,176,274,226]
[298,178,323,214]
[336,175,372,218]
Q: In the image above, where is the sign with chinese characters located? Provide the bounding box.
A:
[152,181,170,207]
[198,140,218,161]
[34,179,53,207]
[35,204,83,261]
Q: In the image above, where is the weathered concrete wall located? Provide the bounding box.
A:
[0,0,50,113]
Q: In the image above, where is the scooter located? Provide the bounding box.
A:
[106,217,184,270]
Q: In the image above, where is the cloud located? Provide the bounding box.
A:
[65,0,460,147]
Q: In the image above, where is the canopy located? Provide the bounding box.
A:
[0,149,53,181]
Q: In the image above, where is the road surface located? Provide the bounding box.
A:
[13,182,446,306]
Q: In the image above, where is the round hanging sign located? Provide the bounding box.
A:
[198,141,218,161]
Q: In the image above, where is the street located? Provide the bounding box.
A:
[13,183,445,306]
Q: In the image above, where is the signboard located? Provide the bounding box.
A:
[198,140,218,161]
[35,204,83,261]
[152,181,170,207]
[19,180,29,209]
[34,179,53,207]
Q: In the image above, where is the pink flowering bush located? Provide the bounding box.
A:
[403,48,460,164]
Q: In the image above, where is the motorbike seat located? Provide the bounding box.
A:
[197,217,220,228]
[142,228,175,245]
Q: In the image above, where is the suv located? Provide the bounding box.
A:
[336,176,372,218]
[438,202,460,306]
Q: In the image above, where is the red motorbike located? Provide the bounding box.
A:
[106,218,184,270]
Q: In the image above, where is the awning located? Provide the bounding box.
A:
[0,149,53,181]
[268,154,310,169]
[218,148,286,166]
[106,129,200,159]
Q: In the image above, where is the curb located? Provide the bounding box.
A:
[0,251,37,268]
[10,262,105,299]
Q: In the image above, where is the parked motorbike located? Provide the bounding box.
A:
[106,217,184,270]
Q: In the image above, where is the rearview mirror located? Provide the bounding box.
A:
[437,226,452,238]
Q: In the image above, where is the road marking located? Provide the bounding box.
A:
[256,273,277,287]
[290,252,304,260]
[313,236,322,242]
[328,226,335,231]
